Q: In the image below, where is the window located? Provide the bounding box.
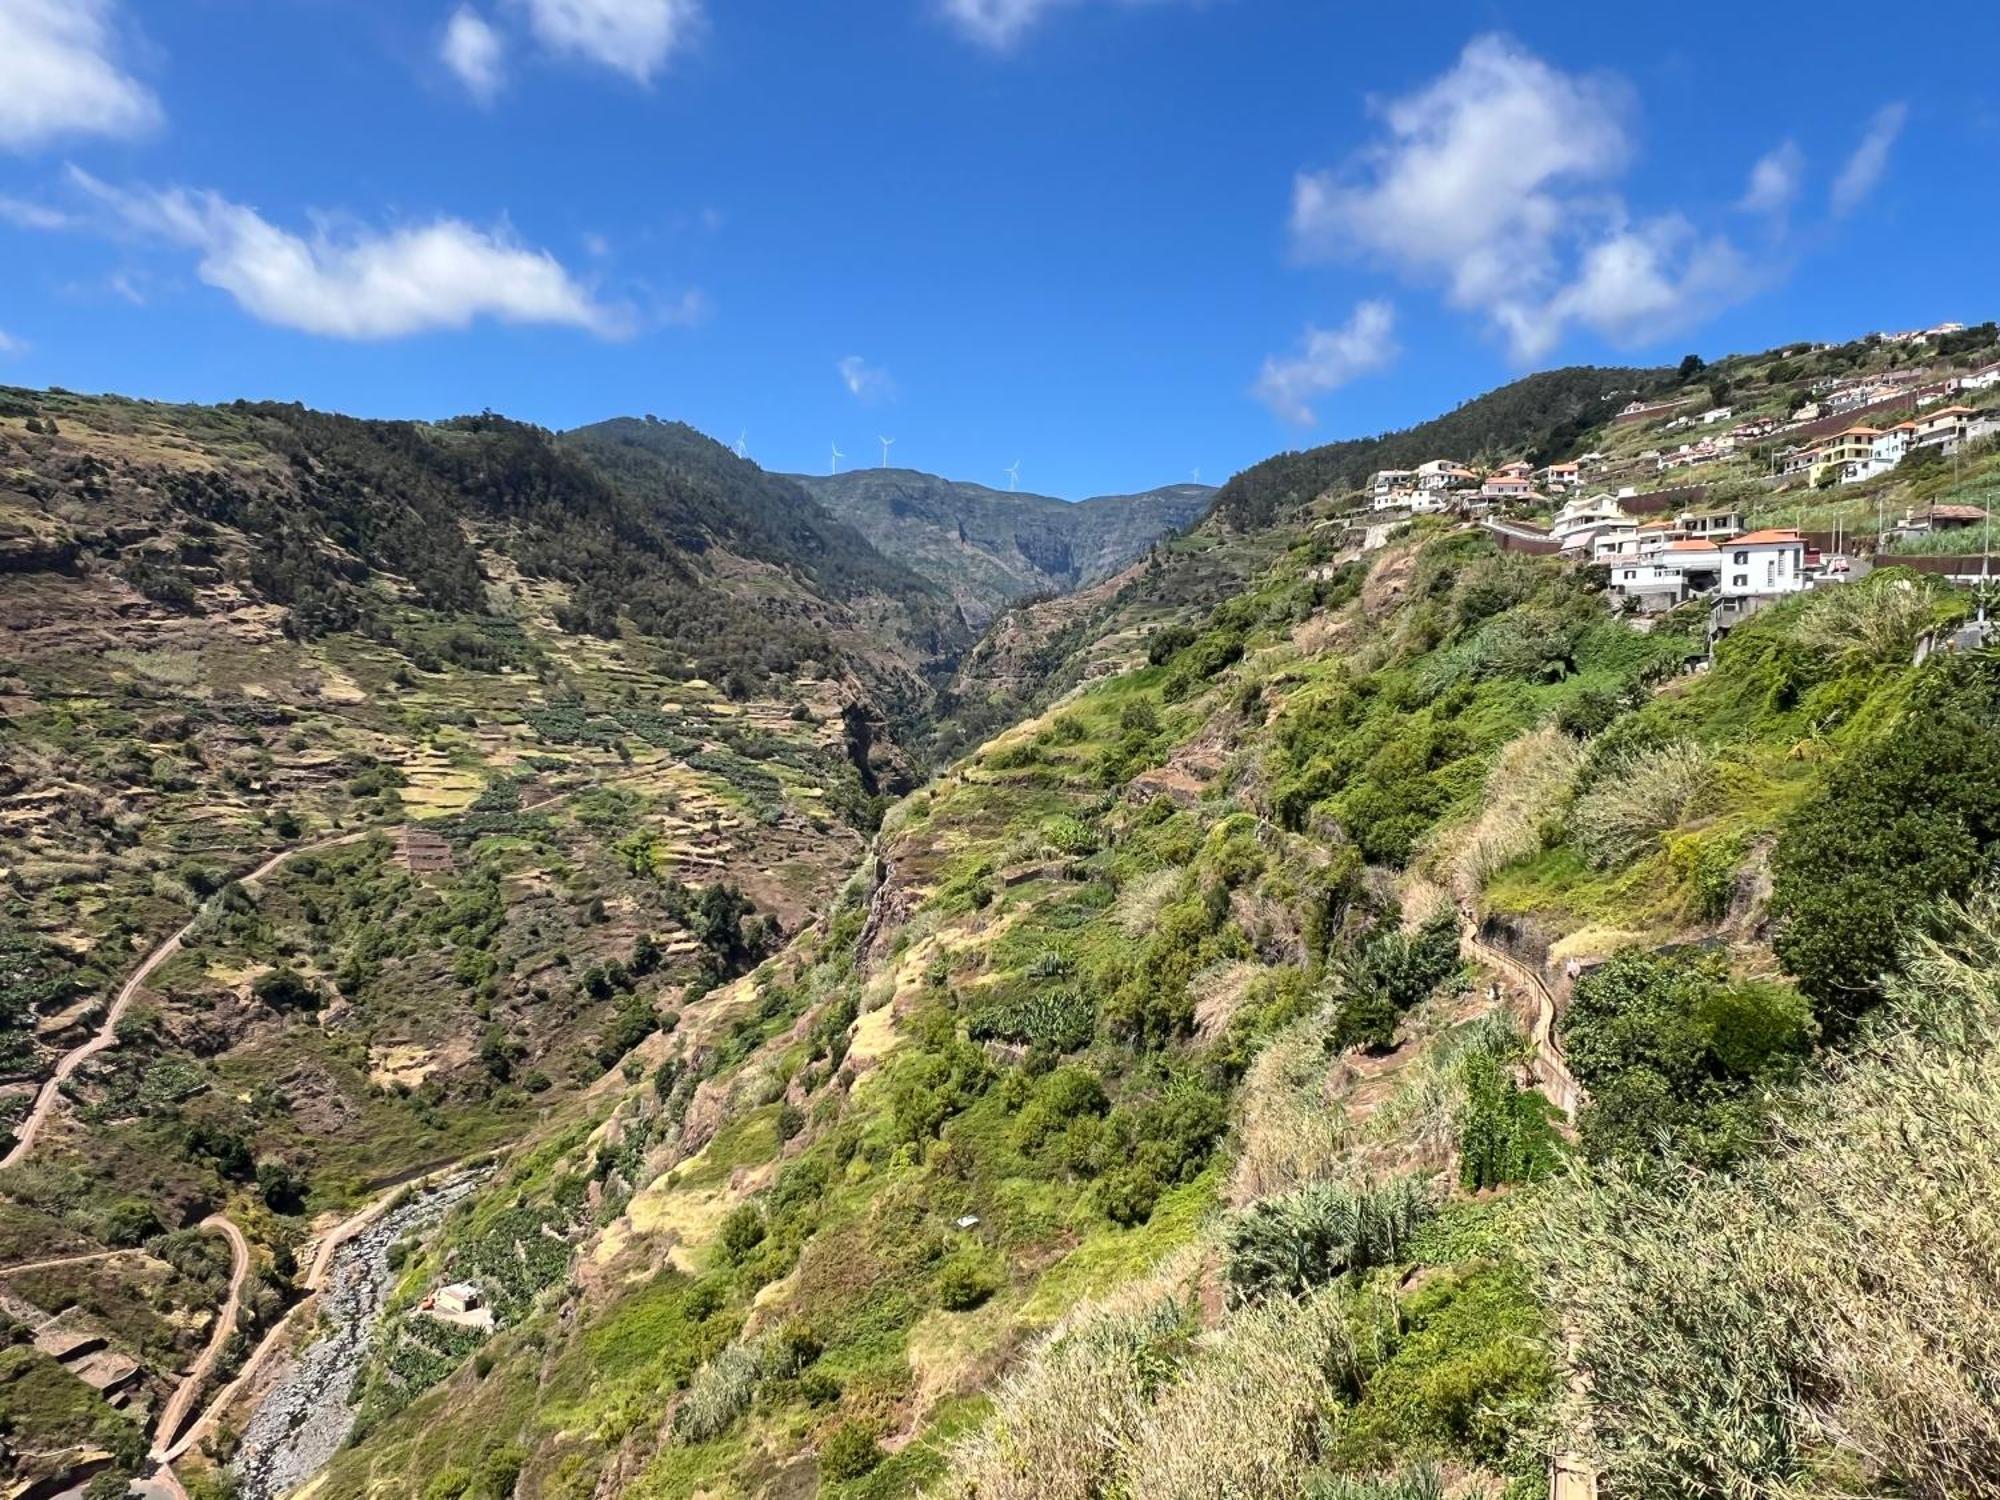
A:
[1732,574,1749,588]
[1733,551,1748,565]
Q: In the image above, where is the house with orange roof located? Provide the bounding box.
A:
[1721,529,1807,597]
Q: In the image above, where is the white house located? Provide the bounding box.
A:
[1606,560,1687,607]
[1701,406,1736,425]
[1551,493,1630,549]
[1370,469,1416,508]
[1870,423,1917,473]
[1416,459,1476,491]
[1911,406,1979,455]
[1720,530,1808,598]
[1479,472,1537,502]
[1536,461,1583,492]
[1963,363,2000,393]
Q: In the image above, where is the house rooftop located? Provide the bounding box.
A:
[1733,529,1806,546]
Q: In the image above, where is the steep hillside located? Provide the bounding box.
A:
[13,331,2000,1500]
[278,468,2000,1500]
[0,388,990,1494]
[792,470,1211,625]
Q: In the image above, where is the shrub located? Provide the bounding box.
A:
[818,1421,883,1481]
[717,1204,766,1261]
[99,1198,162,1247]
[1563,950,1811,1166]
[1327,912,1461,1054]
[1568,740,1717,869]
[936,1253,1001,1311]
[1771,653,2000,1020]
[252,966,321,1013]
[673,1342,759,1444]
[1222,1176,1432,1306]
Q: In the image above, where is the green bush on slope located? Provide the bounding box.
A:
[1540,890,2000,1500]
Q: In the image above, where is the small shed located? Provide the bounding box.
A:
[434,1282,483,1315]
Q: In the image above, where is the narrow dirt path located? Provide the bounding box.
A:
[1,831,369,1171]
[150,1216,250,1462]
[0,1247,147,1276]
[1455,903,1583,1122]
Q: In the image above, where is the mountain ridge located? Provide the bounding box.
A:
[792,467,1212,624]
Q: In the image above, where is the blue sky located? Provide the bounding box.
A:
[0,0,1994,498]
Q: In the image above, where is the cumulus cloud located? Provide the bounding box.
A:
[1739,140,1803,216]
[0,329,25,356]
[938,0,1187,49]
[70,170,624,340]
[1288,34,1759,361]
[0,0,159,152]
[516,0,701,82]
[442,6,507,100]
[837,355,895,403]
[1832,102,1906,216]
[1253,300,1397,426]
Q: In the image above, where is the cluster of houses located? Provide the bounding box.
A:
[1778,402,2000,486]
[1370,456,1588,512]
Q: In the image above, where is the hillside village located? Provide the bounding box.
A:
[1368,320,2000,632]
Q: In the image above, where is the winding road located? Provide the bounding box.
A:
[1,830,368,1172]
[150,1216,250,1462]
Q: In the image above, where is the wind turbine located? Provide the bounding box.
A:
[735,430,748,459]
[879,436,895,469]
[1004,459,1021,492]
[1190,466,1202,485]
[830,441,845,475]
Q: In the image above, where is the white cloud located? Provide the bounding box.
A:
[442,6,506,101]
[0,0,159,152]
[72,170,624,340]
[1253,300,1397,426]
[517,0,700,82]
[1542,217,1755,351]
[0,193,75,230]
[0,328,25,356]
[1739,140,1803,216]
[838,355,895,403]
[1832,102,1906,216]
[938,0,1187,49]
[655,287,711,326]
[940,0,1068,47]
[1286,35,1766,361]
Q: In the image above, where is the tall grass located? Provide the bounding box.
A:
[1114,867,1187,939]
[1536,889,2000,1498]
[1448,726,1584,895]
[1568,740,1717,869]
[1231,1012,1349,1201]
[1794,570,1956,666]
[1114,1285,1372,1498]
[938,1260,1199,1500]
